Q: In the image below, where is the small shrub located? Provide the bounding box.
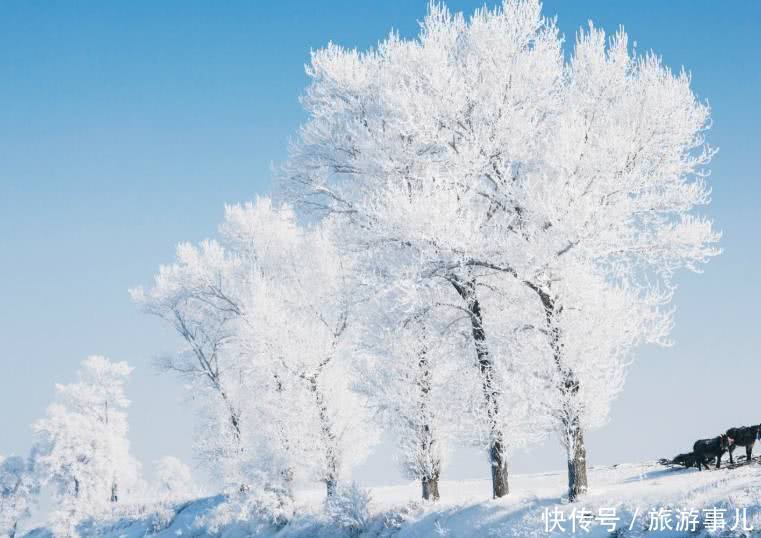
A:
[325,482,372,536]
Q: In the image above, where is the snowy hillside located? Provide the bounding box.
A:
[23,461,761,537]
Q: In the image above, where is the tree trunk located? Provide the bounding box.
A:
[219,389,249,493]
[416,324,441,502]
[274,373,295,501]
[421,474,440,501]
[535,286,589,501]
[281,466,295,498]
[490,440,509,498]
[566,423,588,501]
[310,378,339,497]
[451,277,509,498]
[223,396,242,444]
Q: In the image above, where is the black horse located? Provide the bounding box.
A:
[671,452,701,469]
[693,434,732,470]
[726,424,761,464]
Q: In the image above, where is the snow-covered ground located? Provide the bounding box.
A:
[24,461,761,537]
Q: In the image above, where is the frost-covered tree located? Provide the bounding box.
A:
[130,240,252,490]
[383,318,445,501]
[216,199,304,501]
[511,264,673,497]
[0,455,38,538]
[360,316,447,502]
[133,201,295,494]
[136,198,374,500]
[504,22,718,499]
[354,274,485,502]
[284,0,718,500]
[222,200,375,498]
[33,356,141,535]
[284,0,561,497]
[153,456,198,503]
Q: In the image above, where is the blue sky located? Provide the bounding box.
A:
[1,1,759,488]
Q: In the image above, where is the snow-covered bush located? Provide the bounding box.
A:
[198,486,295,535]
[144,503,178,534]
[325,482,372,536]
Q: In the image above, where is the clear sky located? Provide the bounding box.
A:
[1,1,759,489]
